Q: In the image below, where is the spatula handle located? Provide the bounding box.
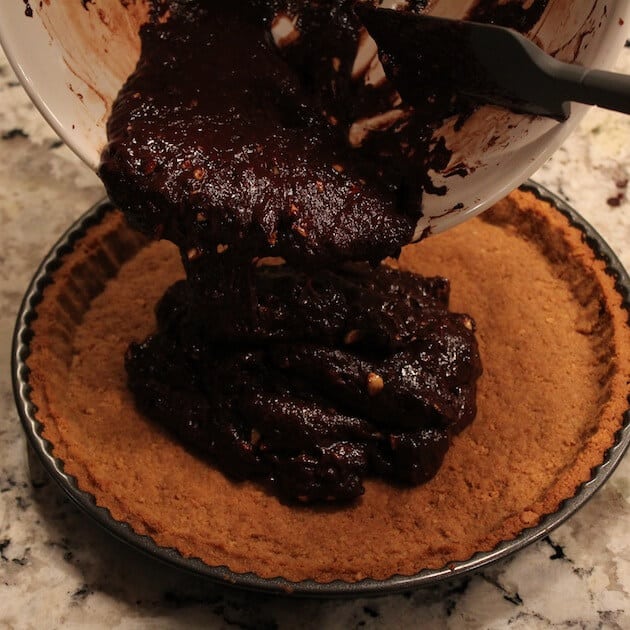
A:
[554,62,630,115]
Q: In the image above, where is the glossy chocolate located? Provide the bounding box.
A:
[101,1,483,503]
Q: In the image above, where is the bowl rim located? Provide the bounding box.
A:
[1,2,629,234]
[0,3,99,169]
[11,180,630,598]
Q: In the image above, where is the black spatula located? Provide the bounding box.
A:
[357,6,630,121]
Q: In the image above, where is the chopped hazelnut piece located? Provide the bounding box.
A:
[367,372,384,396]
[343,329,363,345]
[255,256,286,267]
[271,13,300,48]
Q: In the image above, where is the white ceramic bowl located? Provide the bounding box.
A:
[1,1,628,237]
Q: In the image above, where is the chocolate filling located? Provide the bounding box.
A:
[100,1,484,502]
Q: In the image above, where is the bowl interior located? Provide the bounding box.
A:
[0,1,628,235]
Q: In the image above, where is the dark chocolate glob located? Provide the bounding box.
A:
[102,1,483,503]
[100,2,416,267]
[126,263,482,502]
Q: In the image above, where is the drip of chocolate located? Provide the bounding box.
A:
[101,1,483,503]
[125,263,481,502]
[100,1,461,266]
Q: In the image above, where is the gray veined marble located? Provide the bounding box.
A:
[0,46,629,630]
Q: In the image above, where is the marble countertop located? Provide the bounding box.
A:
[1,44,629,630]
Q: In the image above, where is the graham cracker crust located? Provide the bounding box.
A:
[27,189,630,583]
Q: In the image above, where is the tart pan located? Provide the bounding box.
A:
[12,181,630,598]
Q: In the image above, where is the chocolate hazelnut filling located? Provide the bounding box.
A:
[100,1,484,502]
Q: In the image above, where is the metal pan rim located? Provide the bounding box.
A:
[12,180,630,598]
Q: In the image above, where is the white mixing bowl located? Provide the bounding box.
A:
[1,1,628,237]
